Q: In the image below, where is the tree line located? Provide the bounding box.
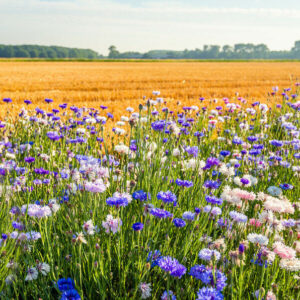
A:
[0,41,300,59]
[0,45,101,59]
[108,41,300,59]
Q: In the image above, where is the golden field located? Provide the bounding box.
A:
[0,61,300,118]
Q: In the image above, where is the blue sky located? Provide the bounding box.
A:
[0,0,299,54]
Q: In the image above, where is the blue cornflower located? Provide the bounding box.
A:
[189,264,209,281]
[205,195,223,205]
[132,190,151,201]
[203,157,220,169]
[269,140,283,147]
[158,256,186,278]
[147,250,162,268]
[232,137,243,145]
[238,244,245,253]
[175,179,193,188]
[185,146,199,157]
[24,157,35,163]
[220,150,230,157]
[282,219,296,227]
[132,222,144,231]
[57,278,75,292]
[203,180,221,190]
[157,191,177,204]
[161,290,176,300]
[229,211,248,223]
[247,136,258,143]
[249,149,261,156]
[150,208,173,219]
[151,120,167,132]
[106,196,128,207]
[279,183,293,190]
[196,287,224,300]
[24,99,32,105]
[183,211,196,221]
[172,218,186,228]
[198,249,221,261]
[61,289,81,300]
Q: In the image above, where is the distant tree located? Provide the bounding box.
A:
[47,49,57,59]
[108,45,119,58]
[15,48,30,58]
[1,46,14,57]
[29,49,39,58]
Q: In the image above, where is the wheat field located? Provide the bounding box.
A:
[0,61,300,118]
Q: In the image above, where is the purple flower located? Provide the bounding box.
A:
[185,146,199,157]
[132,222,144,231]
[240,178,250,185]
[193,266,226,291]
[219,150,230,157]
[61,289,81,300]
[211,207,222,216]
[47,131,61,141]
[132,190,151,201]
[279,183,293,190]
[106,196,128,207]
[270,140,283,147]
[196,287,224,300]
[34,168,49,175]
[175,179,193,188]
[203,157,220,169]
[151,120,167,132]
[150,208,173,219]
[45,98,53,104]
[24,100,32,105]
[57,278,75,292]
[182,211,195,221]
[203,180,221,190]
[172,218,186,228]
[3,98,12,103]
[198,249,221,261]
[24,157,35,163]
[229,211,247,223]
[282,219,295,227]
[247,136,258,143]
[189,265,209,281]
[157,191,177,204]
[147,250,162,268]
[158,256,186,278]
[205,195,223,205]
[161,290,176,300]
[239,244,245,253]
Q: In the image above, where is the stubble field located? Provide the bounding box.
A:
[0,61,300,118]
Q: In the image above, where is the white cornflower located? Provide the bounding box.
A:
[247,233,269,246]
[83,220,95,235]
[114,144,130,154]
[37,262,50,276]
[116,121,125,126]
[25,267,38,281]
[140,282,152,299]
[5,274,16,285]
[279,258,300,271]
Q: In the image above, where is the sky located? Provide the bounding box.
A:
[0,0,299,55]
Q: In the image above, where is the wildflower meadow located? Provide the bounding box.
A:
[0,85,299,299]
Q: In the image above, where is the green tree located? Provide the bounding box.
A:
[108,45,119,58]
